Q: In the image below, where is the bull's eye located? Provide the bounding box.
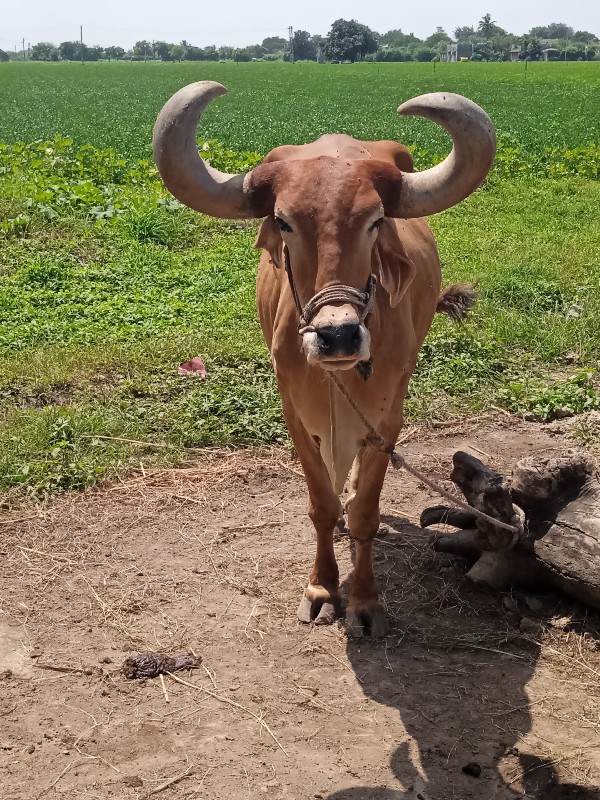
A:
[275,216,293,233]
[369,218,384,233]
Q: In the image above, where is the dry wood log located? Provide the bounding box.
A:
[421,450,600,609]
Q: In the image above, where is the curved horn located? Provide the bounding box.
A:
[392,92,496,218]
[153,81,262,219]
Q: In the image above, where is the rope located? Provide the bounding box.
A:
[299,278,376,332]
[326,371,522,537]
[281,244,521,538]
[283,245,376,332]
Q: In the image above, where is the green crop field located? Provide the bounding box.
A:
[2,61,600,167]
[1,61,600,500]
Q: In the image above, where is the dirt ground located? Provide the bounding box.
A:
[1,417,600,800]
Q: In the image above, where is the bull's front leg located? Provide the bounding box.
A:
[282,404,343,626]
[345,446,391,638]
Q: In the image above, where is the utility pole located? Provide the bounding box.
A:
[22,38,25,61]
[288,26,294,63]
[80,25,84,64]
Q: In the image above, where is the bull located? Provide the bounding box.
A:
[153,82,495,637]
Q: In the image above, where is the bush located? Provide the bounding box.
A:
[374,48,411,62]
[414,48,437,62]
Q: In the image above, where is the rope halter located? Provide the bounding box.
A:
[299,277,377,334]
[283,245,377,336]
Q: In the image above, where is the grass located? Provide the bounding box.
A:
[1,62,600,500]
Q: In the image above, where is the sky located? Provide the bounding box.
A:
[1,0,598,51]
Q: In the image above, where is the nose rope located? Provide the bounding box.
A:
[299,280,377,334]
[283,245,376,334]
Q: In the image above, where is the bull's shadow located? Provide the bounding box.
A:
[326,516,600,800]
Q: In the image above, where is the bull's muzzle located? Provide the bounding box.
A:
[296,278,376,371]
[317,323,361,356]
[302,311,371,370]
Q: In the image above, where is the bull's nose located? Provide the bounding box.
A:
[316,324,361,356]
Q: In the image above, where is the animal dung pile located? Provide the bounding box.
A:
[122,651,202,679]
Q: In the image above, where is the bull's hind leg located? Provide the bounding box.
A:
[283,408,342,625]
[345,446,391,638]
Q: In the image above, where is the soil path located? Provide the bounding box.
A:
[1,419,599,799]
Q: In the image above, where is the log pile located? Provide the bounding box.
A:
[421,450,600,609]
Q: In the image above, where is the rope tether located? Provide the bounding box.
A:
[282,246,522,538]
[326,371,522,538]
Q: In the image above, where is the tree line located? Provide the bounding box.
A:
[2,16,598,65]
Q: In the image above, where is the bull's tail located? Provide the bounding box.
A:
[436,283,476,321]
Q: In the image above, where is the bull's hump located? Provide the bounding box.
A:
[310,134,372,160]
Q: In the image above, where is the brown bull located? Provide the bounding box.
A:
[153,82,496,637]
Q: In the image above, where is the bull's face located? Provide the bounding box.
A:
[254,158,416,371]
[153,83,496,369]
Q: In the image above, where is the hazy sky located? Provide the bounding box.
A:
[1,0,598,51]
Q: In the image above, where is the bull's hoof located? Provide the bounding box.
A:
[297,595,337,625]
[345,605,389,638]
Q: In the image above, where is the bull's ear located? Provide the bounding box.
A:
[373,219,416,308]
[253,215,283,268]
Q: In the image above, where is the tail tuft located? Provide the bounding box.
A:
[436,283,476,321]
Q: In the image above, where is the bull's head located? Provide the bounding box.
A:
[153,83,495,370]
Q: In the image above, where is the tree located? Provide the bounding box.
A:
[572,31,598,44]
[244,44,264,59]
[478,14,494,37]
[529,23,574,41]
[105,46,125,61]
[233,49,251,62]
[312,35,327,59]
[454,26,475,41]
[374,47,412,62]
[261,36,287,54]
[86,46,103,61]
[0,49,8,62]
[170,44,184,61]
[325,18,378,62]
[203,45,219,61]
[380,29,419,47]
[218,45,234,60]
[520,36,543,61]
[424,27,451,47]
[59,41,80,60]
[153,41,172,61]
[133,40,152,59]
[30,42,56,61]
[184,46,204,61]
[529,26,549,38]
[292,30,317,61]
[414,47,437,62]
[471,41,495,61]
[546,22,574,39]
[477,13,505,39]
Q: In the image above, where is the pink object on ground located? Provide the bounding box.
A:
[177,356,207,379]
